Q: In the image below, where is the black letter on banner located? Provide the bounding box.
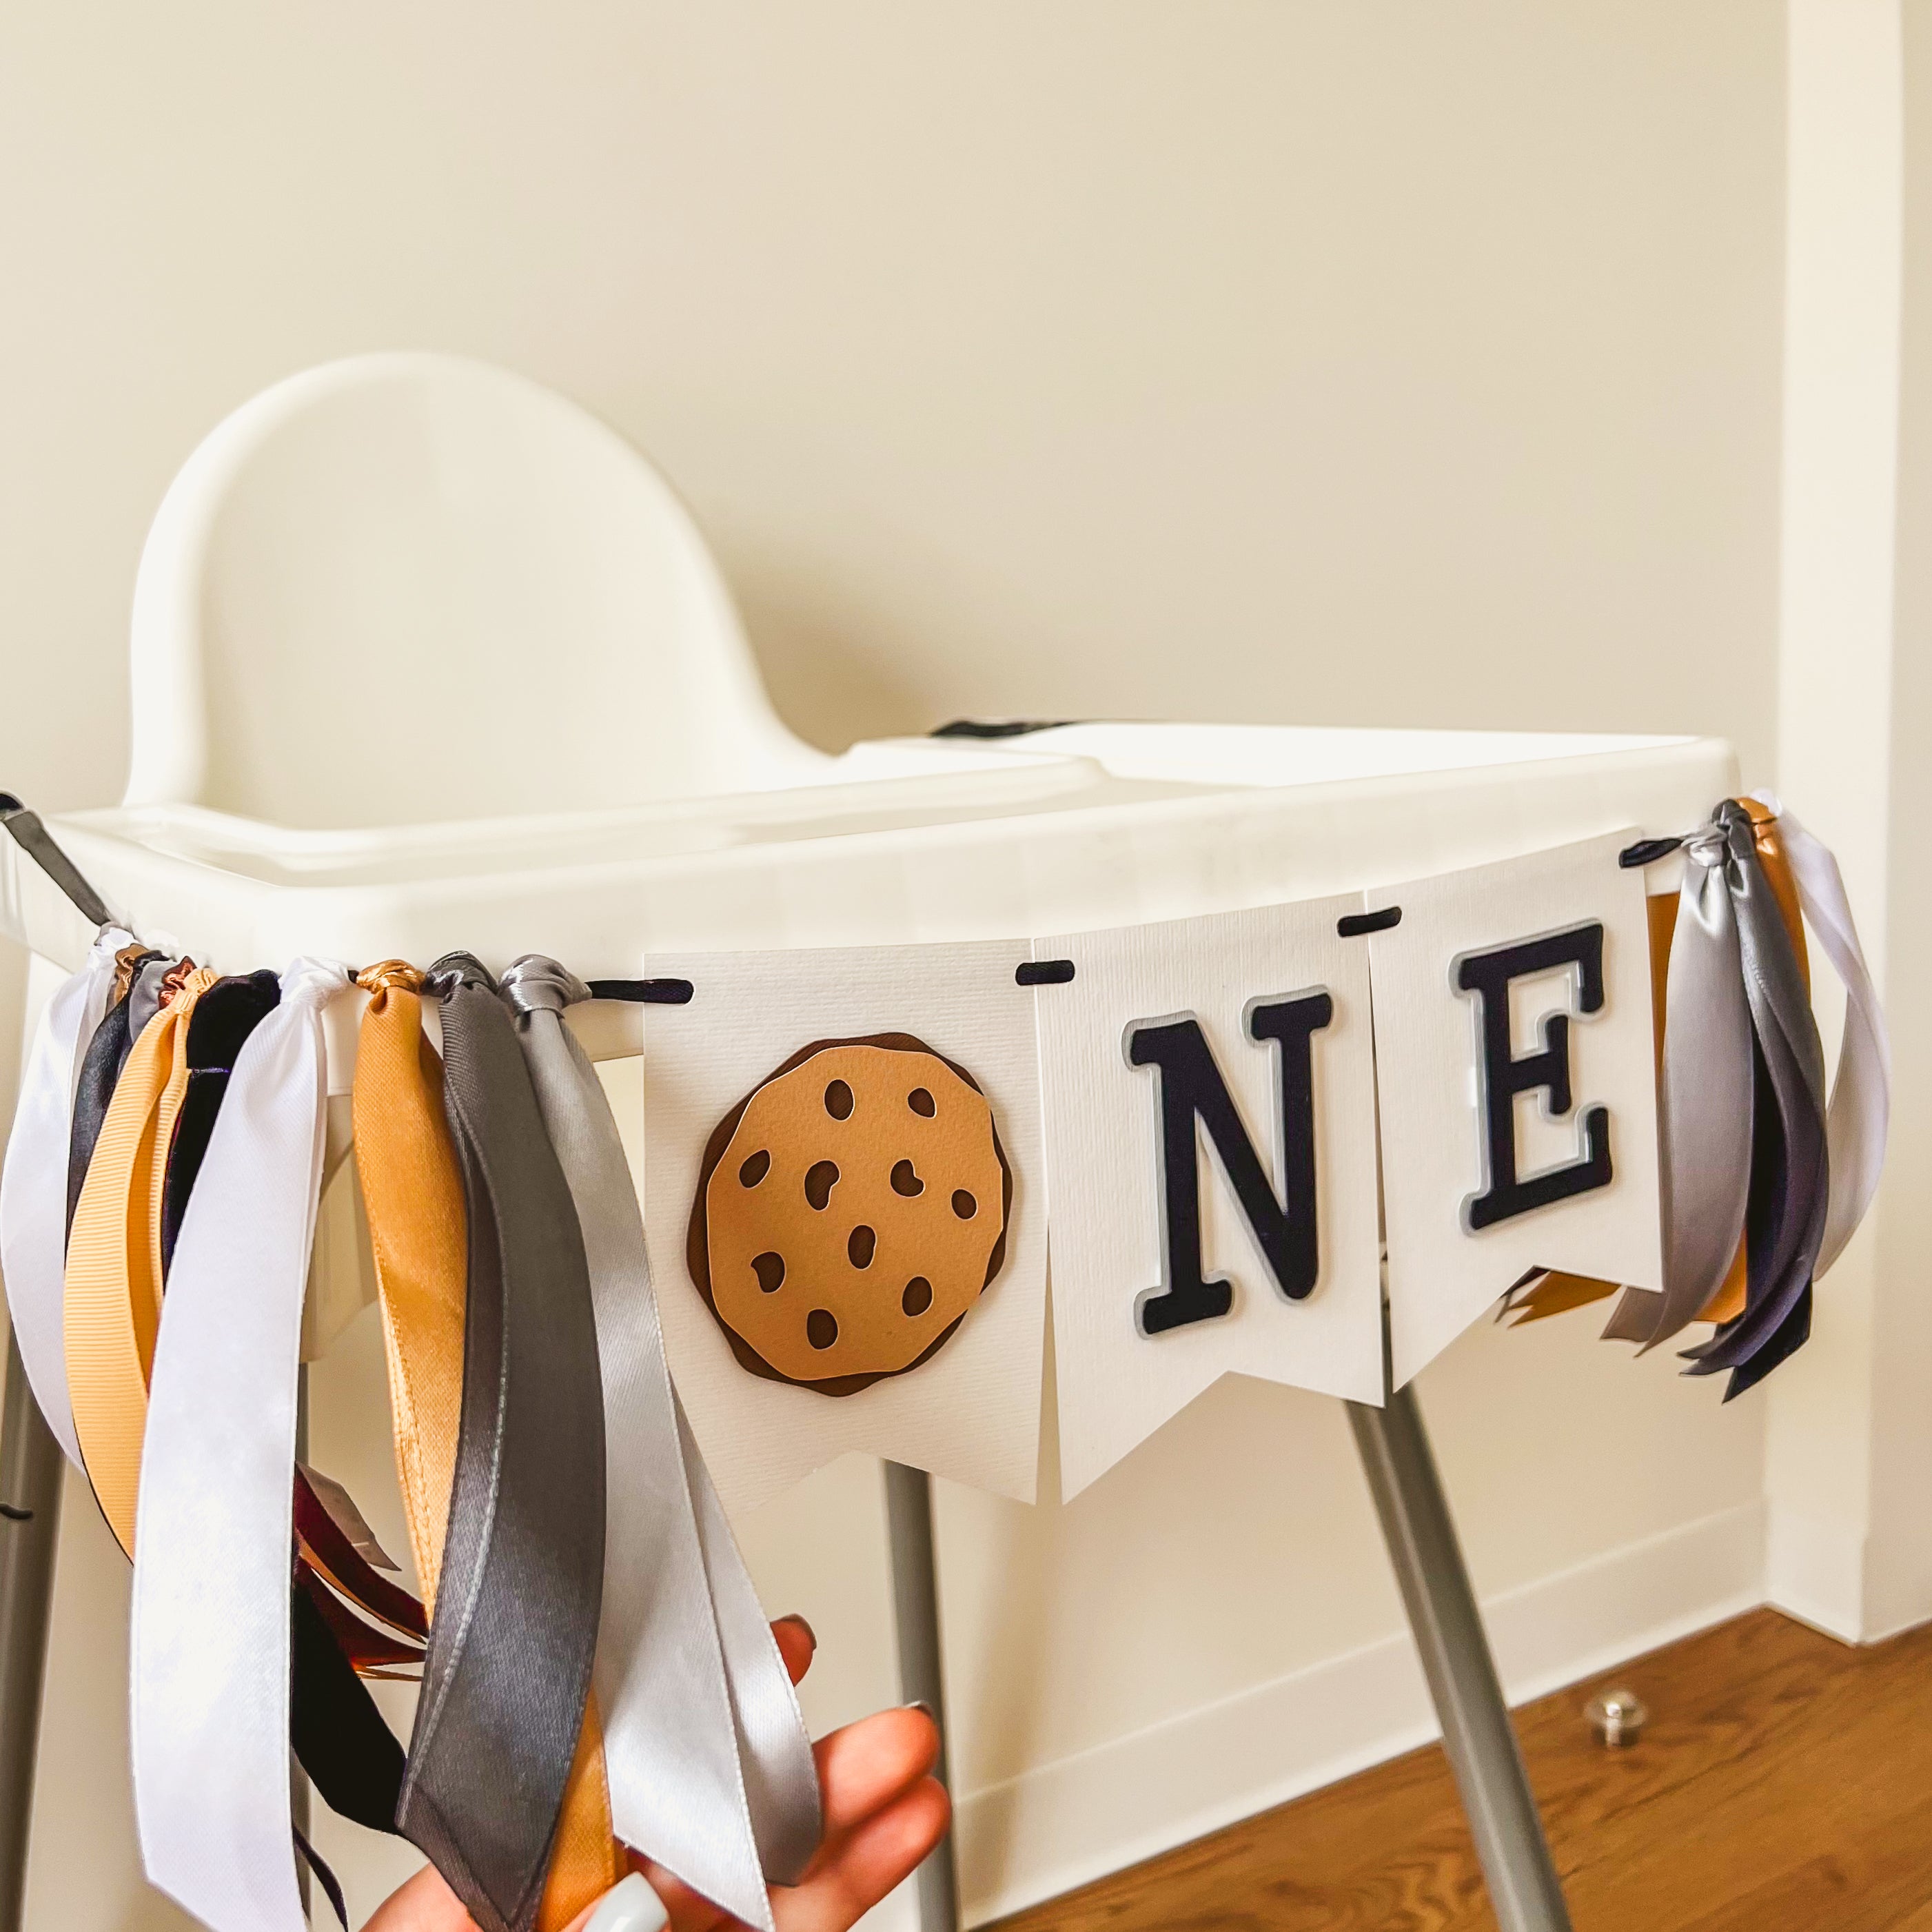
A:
[1125,991,1332,1337]
[1454,922,1613,1232]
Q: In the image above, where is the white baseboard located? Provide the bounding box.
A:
[1765,1502,1866,1643]
[954,1498,1766,1925]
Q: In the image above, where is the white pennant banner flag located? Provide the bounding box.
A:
[1033,896,1383,1498]
[642,939,1048,1515]
[1365,830,1664,1387]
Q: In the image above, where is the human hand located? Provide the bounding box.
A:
[365,1616,948,1932]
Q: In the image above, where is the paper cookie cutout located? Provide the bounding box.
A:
[688,1033,1013,1396]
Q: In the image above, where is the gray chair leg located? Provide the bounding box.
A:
[884,1461,959,1932]
[1347,1383,1572,1932]
[0,1334,63,1932]
[883,1390,1572,1932]
[292,1366,311,1918]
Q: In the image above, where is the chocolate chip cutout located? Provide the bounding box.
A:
[692,1033,1013,1396]
[951,1189,977,1219]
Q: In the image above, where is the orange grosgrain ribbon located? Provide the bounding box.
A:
[64,964,216,1556]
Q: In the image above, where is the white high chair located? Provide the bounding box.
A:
[0,354,1736,1932]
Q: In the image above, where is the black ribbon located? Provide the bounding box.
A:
[65,953,159,1238]
[289,1580,407,1833]
[399,953,607,1932]
[0,794,116,928]
[159,970,282,1275]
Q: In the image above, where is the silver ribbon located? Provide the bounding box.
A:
[126,954,175,1041]
[1603,828,1754,1348]
[500,957,821,1932]
[1748,791,1891,1275]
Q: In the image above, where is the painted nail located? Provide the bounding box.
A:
[779,1612,817,1651]
[584,1872,671,1932]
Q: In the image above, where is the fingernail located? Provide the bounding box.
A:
[906,1699,937,1722]
[584,1872,670,1932]
[780,1613,817,1651]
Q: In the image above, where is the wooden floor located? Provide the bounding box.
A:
[988,1608,1932,1932]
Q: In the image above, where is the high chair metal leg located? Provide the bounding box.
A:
[0,1334,63,1932]
[292,1367,311,1916]
[1347,1382,1571,1932]
[884,1461,959,1932]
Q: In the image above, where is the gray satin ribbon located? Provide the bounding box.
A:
[399,954,607,1932]
[1681,803,1831,1384]
[499,958,820,1932]
[127,955,176,1042]
[1603,824,1756,1348]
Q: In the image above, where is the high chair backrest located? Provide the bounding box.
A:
[123,353,829,830]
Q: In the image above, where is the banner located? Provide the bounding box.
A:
[630,835,1667,1505]
[1033,897,1383,1497]
[643,939,1048,1514]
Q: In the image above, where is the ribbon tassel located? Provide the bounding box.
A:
[502,957,821,1932]
[398,953,613,1932]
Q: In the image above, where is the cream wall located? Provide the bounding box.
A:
[0,6,1786,1929]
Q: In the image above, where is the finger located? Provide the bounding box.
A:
[632,1705,939,1929]
[771,1615,816,1687]
[813,1705,940,1836]
[360,1862,480,1931]
[562,1871,690,1932]
[624,1855,727,1932]
[773,1779,950,1932]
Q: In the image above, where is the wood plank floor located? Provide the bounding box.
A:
[988,1608,1932,1932]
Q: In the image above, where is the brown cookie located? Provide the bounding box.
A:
[689,1033,1011,1396]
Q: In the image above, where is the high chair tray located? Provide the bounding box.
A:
[1,722,1731,998]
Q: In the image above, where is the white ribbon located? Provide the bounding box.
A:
[0,926,132,1466]
[131,960,347,1932]
[1750,793,1892,1276]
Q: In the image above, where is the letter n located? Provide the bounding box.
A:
[1124,991,1332,1337]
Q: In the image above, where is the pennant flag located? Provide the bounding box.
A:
[1033,896,1383,1498]
[1365,831,1664,1387]
[642,939,1048,1514]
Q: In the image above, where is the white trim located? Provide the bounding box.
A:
[950,1499,1765,1926]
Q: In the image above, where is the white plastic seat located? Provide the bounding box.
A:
[123,353,831,830]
